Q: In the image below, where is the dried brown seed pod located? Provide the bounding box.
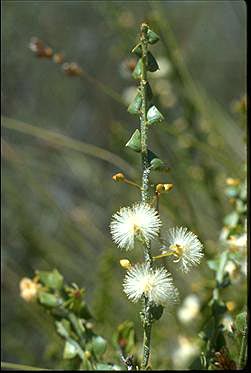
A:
[53,52,64,64]
[29,37,53,58]
[62,62,82,76]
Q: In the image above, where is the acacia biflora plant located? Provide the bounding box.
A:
[19,24,205,370]
[110,23,204,370]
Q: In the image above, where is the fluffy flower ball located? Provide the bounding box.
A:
[110,203,161,250]
[123,263,179,306]
[166,227,204,273]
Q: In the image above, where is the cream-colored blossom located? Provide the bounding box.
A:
[165,227,204,273]
[110,203,161,250]
[172,336,199,369]
[177,294,200,324]
[19,277,40,302]
[123,263,179,306]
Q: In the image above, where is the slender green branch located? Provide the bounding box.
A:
[1,361,48,371]
[2,116,136,177]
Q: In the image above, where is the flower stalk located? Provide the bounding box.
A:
[110,22,204,370]
[139,23,153,370]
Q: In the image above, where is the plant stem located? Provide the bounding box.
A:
[139,23,153,370]
[238,327,247,369]
[140,23,152,266]
[141,298,152,369]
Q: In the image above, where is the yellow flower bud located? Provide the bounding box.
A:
[156,183,173,193]
[112,173,125,182]
[226,301,235,312]
[120,259,132,270]
[226,178,240,186]
[53,52,64,64]
[156,184,165,193]
[62,62,82,76]
[84,351,92,359]
[163,183,174,192]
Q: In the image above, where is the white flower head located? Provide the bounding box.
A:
[172,336,199,369]
[177,294,200,324]
[166,227,204,273]
[123,263,179,306]
[110,203,161,250]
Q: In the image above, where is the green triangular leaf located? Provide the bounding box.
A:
[147,150,166,171]
[147,28,160,44]
[147,51,159,72]
[127,92,142,115]
[132,59,143,80]
[147,106,164,125]
[126,129,141,152]
[150,158,165,171]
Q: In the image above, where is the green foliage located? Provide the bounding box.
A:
[147,106,164,125]
[147,150,166,171]
[146,28,160,44]
[113,320,137,355]
[38,292,61,308]
[126,129,141,152]
[38,269,64,290]
[235,311,247,335]
[32,269,122,370]
[91,336,107,358]
[197,174,247,369]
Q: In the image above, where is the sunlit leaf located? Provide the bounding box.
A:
[126,129,141,152]
[147,106,164,125]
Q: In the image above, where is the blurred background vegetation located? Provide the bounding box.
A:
[2,0,246,370]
